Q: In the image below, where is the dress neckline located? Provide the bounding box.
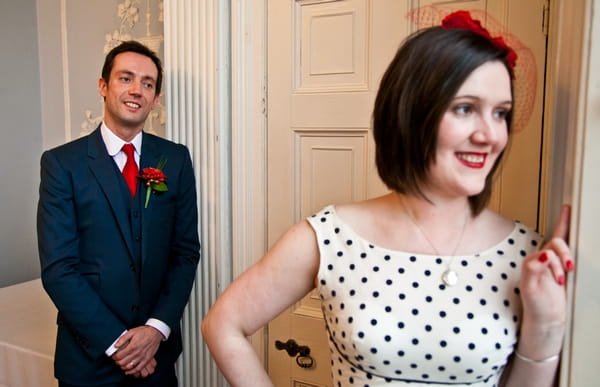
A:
[325,204,523,258]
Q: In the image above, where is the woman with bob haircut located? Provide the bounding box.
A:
[202,10,573,387]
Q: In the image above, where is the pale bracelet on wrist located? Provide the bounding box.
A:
[514,350,560,363]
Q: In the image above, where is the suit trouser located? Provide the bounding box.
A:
[58,364,177,387]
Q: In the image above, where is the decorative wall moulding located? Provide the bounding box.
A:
[80,0,165,137]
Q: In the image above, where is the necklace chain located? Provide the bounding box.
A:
[401,198,469,286]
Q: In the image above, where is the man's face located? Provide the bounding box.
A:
[99,51,160,139]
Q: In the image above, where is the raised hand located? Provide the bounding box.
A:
[517,204,574,361]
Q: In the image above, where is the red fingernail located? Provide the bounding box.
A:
[558,275,565,286]
[566,260,574,271]
[538,252,548,263]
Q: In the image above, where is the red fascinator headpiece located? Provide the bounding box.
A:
[406,7,537,133]
[441,11,518,71]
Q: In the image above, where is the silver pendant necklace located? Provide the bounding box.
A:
[402,199,469,287]
[441,267,459,287]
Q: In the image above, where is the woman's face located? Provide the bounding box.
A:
[425,60,512,201]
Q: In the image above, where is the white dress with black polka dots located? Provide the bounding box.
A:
[307,205,542,387]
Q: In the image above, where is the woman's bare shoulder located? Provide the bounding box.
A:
[333,195,393,224]
[467,208,517,251]
[477,208,516,229]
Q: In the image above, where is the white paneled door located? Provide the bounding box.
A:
[267,1,547,385]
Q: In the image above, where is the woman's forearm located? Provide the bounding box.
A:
[202,318,274,387]
[501,318,565,387]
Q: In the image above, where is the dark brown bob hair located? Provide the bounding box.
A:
[373,27,514,215]
[101,40,163,96]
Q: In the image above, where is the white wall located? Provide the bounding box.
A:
[0,0,44,287]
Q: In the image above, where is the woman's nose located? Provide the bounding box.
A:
[472,115,502,144]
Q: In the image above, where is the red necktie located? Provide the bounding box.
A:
[122,144,138,197]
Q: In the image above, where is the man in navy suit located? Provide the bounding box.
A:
[37,41,200,386]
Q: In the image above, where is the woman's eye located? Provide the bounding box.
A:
[454,104,472,115]
[494,109,510,120]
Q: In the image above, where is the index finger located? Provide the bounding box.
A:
[552,204,571,241]
[115,330,135,351]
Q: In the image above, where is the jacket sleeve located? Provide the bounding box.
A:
[37,150,126,359]
[147,145,201,330]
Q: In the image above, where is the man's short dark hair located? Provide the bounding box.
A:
[101,40,163,96]
[372,27,514,215]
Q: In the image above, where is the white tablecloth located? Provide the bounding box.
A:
[0,279,57,387]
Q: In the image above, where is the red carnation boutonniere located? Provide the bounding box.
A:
[138,158,168,208]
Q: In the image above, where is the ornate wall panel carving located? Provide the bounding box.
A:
[55,0,165,140]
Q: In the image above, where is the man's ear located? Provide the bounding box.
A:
[98,78,107,98]
[152,93,160,108]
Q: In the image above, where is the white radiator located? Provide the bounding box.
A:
[164,0,231,386]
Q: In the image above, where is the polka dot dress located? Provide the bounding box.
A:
[307,205,542,386]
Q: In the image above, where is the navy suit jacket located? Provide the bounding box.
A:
[37,128,200,384]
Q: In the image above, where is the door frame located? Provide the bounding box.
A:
[229,0,594,384]
[230,0,269,365]
[542,0,600,385]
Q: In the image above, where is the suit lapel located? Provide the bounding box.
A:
[139,133,164,264]
[140,133,162,177]
[139,133,163,211]
[87,128,136,259]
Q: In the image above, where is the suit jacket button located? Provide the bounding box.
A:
[131,305,139,312]
[135,236,141,242]
[133,211,140,218]
[129,263,136,272]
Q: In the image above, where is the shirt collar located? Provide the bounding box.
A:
[100,123,143,157]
